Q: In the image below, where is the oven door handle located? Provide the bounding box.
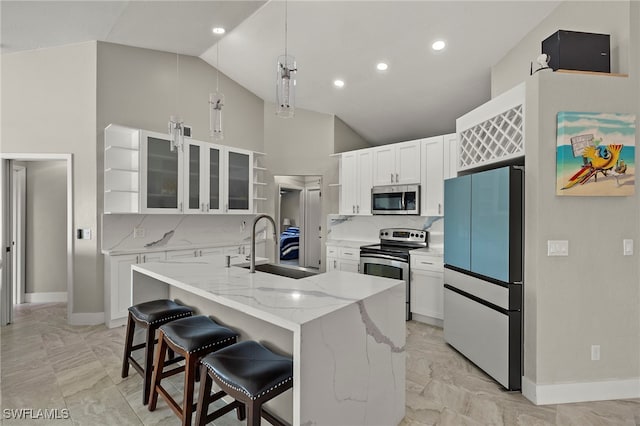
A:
[360,253,407,263]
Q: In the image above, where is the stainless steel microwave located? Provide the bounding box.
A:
[371,184,420,215]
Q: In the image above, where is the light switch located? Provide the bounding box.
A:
[623,239,633,256]
[547,240,569,256]
[133,227,145,239]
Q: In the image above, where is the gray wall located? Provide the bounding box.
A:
[491,1,631,97]
[494,1,639,387]
[1,41,99,314]
[25,161,67,294]
[334,116,371,153]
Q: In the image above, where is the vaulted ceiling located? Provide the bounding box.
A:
[1,1,560,145]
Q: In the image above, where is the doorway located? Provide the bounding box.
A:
[0,154,73,326]
[275,176,322,269]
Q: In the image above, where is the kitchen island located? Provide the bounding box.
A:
[131,255,405,426]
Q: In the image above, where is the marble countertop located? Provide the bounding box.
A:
[410,247,444,257]
[132,255,404,331]
[325,239,377,248]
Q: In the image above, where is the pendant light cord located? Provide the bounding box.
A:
[216,43,220,91]
[284,0,288,58]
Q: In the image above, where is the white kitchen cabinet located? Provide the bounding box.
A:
[140,130,184,213]
[340,149,372,215]
[225,147,253,214]
[105,251,166,327]
[165,249,200,260]
[410,253,444,321]
[184,141,223,214]
[325,245,360,273]
[421,136,445,216]
[105,124,261,215]
[421,133,458,217]
[372,140,421,186]
[443,133,458,180]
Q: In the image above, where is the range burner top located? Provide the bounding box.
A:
[360,228,428,261]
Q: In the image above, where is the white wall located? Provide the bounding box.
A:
[1,41,98,314]
[334,116,371,153]
[492,1,631,97]
[24,161,67,294]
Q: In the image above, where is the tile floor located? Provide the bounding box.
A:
[1,303,638,425]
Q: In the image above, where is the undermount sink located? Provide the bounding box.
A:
[241,263,319,279]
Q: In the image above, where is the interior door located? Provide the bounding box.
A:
[0,160,13,325]
[11,165,25,304]
[305,188,322,268]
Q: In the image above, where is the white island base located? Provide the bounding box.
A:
[132,256,406,426]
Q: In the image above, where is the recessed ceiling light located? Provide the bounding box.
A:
[376,62,388,71]
[432,40,446,51]
[333,79,345,88]
[212,27,226,35]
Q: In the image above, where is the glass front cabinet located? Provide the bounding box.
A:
[140,130,184,214]
[106,125,258,215]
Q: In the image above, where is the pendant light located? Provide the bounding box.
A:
[168,29,184,151]
[209,42,224,140]
[276,0,297,118]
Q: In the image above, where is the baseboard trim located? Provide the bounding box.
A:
[69,312,105,326]
[411,313,443,328]
[522,376,640,405]
[24,292,67,303]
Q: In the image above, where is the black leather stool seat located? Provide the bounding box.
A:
[159,315,237,354]
[201,341,293,400]
[128,299,193,325]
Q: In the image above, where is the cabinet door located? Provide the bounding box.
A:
[395,140,421,184]
[225,148,253,213]
[184,141,204,213]
[372,145,396,186]
[422,136,444,216]
[356,150,373,215]
[140,131,183,213]
[109,254,138,321]
[206,144,223,213]
[444,175,471,270]
[199,247,224,257]
[338,259,360,273]
[141,252,165,263]
[326,256,338,272]
[443,133,458,180]
[340,152,358,215]
[410,269,444,319]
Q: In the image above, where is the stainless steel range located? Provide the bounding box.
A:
[360,228,428,320]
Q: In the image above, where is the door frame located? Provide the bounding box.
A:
[304,186,322,268]
[11,165,26,305]
[0,153,74,325]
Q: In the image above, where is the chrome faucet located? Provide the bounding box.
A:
[250,214,277,273]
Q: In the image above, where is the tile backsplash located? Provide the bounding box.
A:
[327,214,443,248]
[102,214,263,253]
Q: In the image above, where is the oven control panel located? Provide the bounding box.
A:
[379,228,427,244]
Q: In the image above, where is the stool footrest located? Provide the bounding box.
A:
[203,399,244,424]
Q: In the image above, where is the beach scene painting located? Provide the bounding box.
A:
[556,111,636,196]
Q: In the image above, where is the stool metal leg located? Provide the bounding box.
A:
[121,313,135,378]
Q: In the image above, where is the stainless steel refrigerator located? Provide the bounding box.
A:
[443,165,523,391]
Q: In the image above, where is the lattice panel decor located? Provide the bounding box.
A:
[458,105,524,171]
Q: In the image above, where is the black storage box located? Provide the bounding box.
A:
[542,30,610,73]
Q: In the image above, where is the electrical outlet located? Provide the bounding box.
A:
[133,227,145,239]
[77,229,91,240]
[623,239,633,256]
[591,345,600,361]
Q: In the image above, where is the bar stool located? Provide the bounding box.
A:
[195,340,293,426]
[148,315,238,426]
[121,299,194,405]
